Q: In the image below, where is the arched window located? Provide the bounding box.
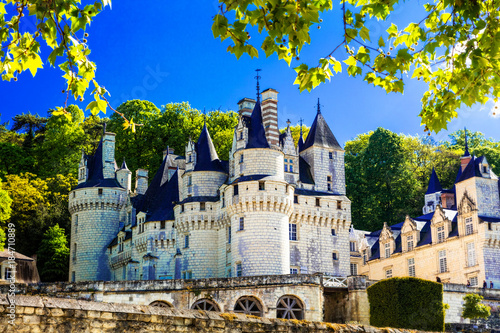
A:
[191,299,220,312]
[233,296,263,317]
[276,295,304,320]
[149,301,173,308]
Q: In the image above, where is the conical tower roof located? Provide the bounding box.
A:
[194,121,225,172]
[298,126,305,152]
[425,167,443,194]
[302,105,341,151]
[245,100,270,149]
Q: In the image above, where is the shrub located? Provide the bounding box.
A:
[367,277,445,331]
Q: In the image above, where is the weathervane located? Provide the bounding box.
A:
[255,69,262,102]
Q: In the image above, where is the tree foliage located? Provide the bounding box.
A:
[214,0,500,133]
[107,100,238,176]
[37,224,70,282]
[346,127,462,231]
[462,293,491,322]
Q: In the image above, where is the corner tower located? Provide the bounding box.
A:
[300,99,345,194]
[68,130,126,282]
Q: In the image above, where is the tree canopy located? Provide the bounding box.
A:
[1,1,499,132]
[462,293,491,322]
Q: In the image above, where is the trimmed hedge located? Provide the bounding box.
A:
[367,277,445,331]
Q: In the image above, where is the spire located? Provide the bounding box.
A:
[463,127,470,157]
[194,122,225,172]
[302,103,342,151]
[120,158,129,170]
[245,100,270,149]
[298,118,305,152]
[317,98,321,114]
[255,69,261,102]
[425,167,443,194]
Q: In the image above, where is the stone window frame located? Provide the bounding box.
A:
[200,202,206,211]
[72,243,77,262]
[74,214,78,234]
[350,263,358,276]
[289,223,297,241]
[350,241,356,252]
[384,242,391,258]
[332,252,339,261]
[337,200,342,210]
[438,249,448,273]
[184,234,189,249]
[437,225,445,243]
[406,235,414,252]
[331,229,336,236]
[385,268,393,279]
[191,299,220,312]
[236,262,242,277]
[276,295,305,320]
[466,242,476,267]
[290,267,299,274]
[239,217,244,231]
[408,258,415,277]
[239,153,244,163]
[315,198,321,207]
[465,217,474,236]
[294,195,299,204]
[259,181,265,191]
[227,226,231,244]
[469,276,478,287]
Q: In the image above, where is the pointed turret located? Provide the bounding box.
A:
[298,120,305,152]
[120,159,129,170]
[194,121,225,172]
[463,127,470,157]
[426,167,443,194]
[302,100,342,151]
[245,100,270,149]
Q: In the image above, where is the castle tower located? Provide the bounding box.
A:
[300,99,345,194]
[116,160,132,192]
[226,96,292,277]
[177,122,227,278]
[423,167,443,214]
[68,131,126,282]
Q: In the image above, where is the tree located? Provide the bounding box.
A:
[214,0,500,133]
[2,1,498,133]
[462,293,491,323]
[0,179,12,251]
[37,224,70,282]
[11,113,47,149]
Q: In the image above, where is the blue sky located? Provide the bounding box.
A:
[1,1,499,146]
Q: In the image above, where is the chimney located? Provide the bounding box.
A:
[135,169,149,195]
[102,132,116,179]
[461,156,472,172]
[441,192,455,209]
[237,98,256,117]
[261,88,279,147]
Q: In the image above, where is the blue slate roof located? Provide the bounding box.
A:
[479,216,500,223]
[294,188,340,196]
[246,101,270,149]
[298,131,305,152]
[302,110,341,151]
[231,174,269,184]
[194,122,226,173]
[456,155,485,183]
[133,157,179,222]
[75,139,122,190]
[426,168,443,194]
[178,195,220,204]
[299,157,315,185]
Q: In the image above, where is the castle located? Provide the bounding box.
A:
[68,88,352,282]
[350,139,500,288]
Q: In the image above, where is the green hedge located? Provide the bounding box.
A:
[367,277,445,331]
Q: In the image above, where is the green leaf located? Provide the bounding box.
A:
[387,23,398,38]
[360,26,370,42]
[378,36,385,48]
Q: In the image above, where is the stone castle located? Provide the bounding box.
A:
[68,88,351,282]
[350,139,500,288]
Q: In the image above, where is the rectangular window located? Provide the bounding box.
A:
[363,250,367,265]
[327,176,332,181]
[184,235,189,248]
[160,221,166,229]
[188,176,192,186]
[437,226,445,243]
[200,202,205,211]
[332,252,338,260]
[71,271,75,282]
[489,222,492,231]
[465,217,473,235]
[75,215,78,234]
[470,276,478,287]
[337,201,342,209]
[187,271,192,279]
[467,242,476,267]
[331,229,336,236]
[329,152,333,159]
[350,263,358,276]
[385,243,390,258]
[234,185,239,196]
[228,226,231,244]
[294,195,298,204]
[386,269,393,279]
[222,193,225,208]
[284,165,288,172]
[439,250,447,273]
[239,217,244,231]
[407,235,414,251]
[289,223,297,241]
[350,241,356,252]
[182,271,186,279]
[98,188,103,195]
[240,154,244,163]
[289,165,293,172]
[259,181,265,191]
[236,263,242,277]
[290,268,298,274]
[315,198,320,207]
[73,243,77,262]
[181,204,185,213]
[327,184,332,191]
[408,258,415,277]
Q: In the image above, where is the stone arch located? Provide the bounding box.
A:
[276,295,305,320]
[149,300,173,308]
[191,298,221,312]
[233,296,264,317]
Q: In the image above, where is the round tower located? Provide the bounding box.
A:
[68,131,126,282]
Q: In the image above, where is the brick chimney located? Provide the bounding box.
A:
[261,88,279,147]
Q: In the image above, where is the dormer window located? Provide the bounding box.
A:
[465,217,473,235]
[483,165,488,173]
[385,243,390,258]
[437,225,445,243]
[407,235,414,251]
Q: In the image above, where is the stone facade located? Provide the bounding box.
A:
[352,152,500,289]
[68,88,351,285]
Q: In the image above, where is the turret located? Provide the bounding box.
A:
[117,160,132,192]
[423,167,443,214]
[300,99,345,194]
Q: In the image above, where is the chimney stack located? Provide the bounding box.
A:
[261,88,279,147]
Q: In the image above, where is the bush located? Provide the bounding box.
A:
[367,277,445,331]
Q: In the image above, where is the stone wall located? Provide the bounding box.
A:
[0,295,430,333]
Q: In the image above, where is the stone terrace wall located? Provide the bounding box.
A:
[1,295,431,333]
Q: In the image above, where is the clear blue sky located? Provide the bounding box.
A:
[1,1,499,146]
